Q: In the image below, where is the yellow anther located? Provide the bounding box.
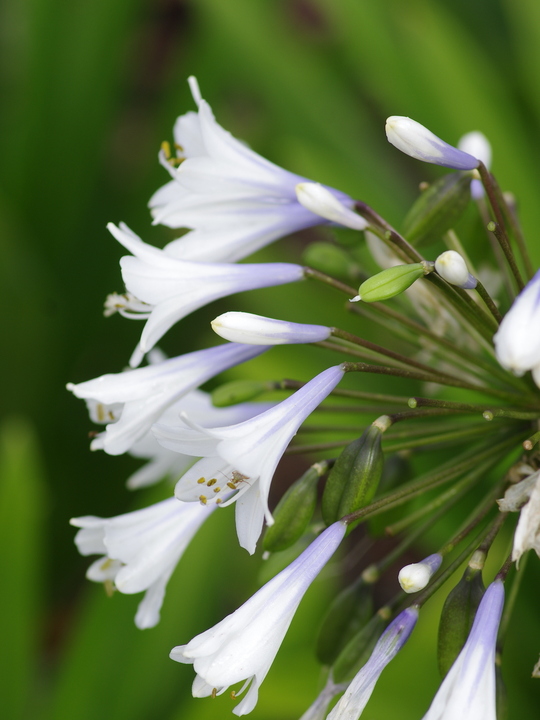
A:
[230,691,237,700]
[213,487,221,493]
[161,140,171,158]
[197,477,206,484]
[211,688,218,699]
[227,482,237,490]
[174,142,184,152]
[216,498,223,504]
[207,478,217,487]
[199,495,207,505]
[96,403,105,422]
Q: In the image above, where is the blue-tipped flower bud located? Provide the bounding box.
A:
[211,312,331,345]
[435,251,477,289]
[385,116,480,170]
[398,553,442,593]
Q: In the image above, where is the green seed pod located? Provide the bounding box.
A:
[322,424,384,525]
[332,610,388,683]
[262,463,325,553]
[303,242,359,280]
[401,171,472,247]
[355,264,425,303]
[211,380,269,407]
[316,578,373,666]
[437,565,485,677]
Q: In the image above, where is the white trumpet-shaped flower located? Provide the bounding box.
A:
[494,270,540,378]
[148,76,359,264]
[71,498,215,629]
[67,343,268,456]
[326,607,419,720]
[385,117,479,170]
[170,521,347,716]
[154,365,345,553]
[211,311,331,345]
[421,580,504,720]
[108,222,305,367]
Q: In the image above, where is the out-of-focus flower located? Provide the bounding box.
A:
[458,131,491,199]
[154,365,346,553]
[298,676,348,720]
[385,117,479,170]
[148,77,358,264]
[326,607,419,719]
[71,498,215,629]
[211,311,331,345]
[170,521,346,716]
[108,222,304,367]
[499,469,540,567]
[420,580,504,720]
[67,343,267,456]
[494,270,540,377]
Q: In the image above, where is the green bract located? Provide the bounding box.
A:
[356,263,425,302]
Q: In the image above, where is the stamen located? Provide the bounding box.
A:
[211,688,218,699]
[199,495,208,505]
[207,478,217,487]
[213,487,221,493]
[197,477,206,484]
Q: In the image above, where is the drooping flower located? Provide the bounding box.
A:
[420,580,504,720]
[170,521,347,716]
[67,342,268,456]
[211,311,331,345]
[493,270,540,377]
[154,364,346,553]
[398,553,443,593]
[148,77,360,264]
[326,607,419,720]
[108,222,305,367]
[385,116,480,170]
[71,498,215,629]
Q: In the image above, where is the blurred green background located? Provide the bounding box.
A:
[2,0,540,717]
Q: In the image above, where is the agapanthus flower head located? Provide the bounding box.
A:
[385,116,480,170]
[170,521,346,716]
[154,364,345,553]
[148,76,359,264]
[493,270,540,378]
[326,607,419,720]
[71,498,215,629]
[108,222,304,367]
[67,342,268,456]
[421,580,504,720]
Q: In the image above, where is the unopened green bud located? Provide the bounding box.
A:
[211,380,269,407]
[437,565,485,677]
[402,171,472,247]
[332,610,388,682]
[316,578,373,665]
[352,263,426,303]
[322,424,384,525]
[303,242,359,280]
[262,463,326,553]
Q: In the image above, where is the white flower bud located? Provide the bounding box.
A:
[435,250,477,289]
[211,312,331,345]
[458,131,492,169]
[385,116,479,170]
[295,183,367,231]
[398,553,442,593]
